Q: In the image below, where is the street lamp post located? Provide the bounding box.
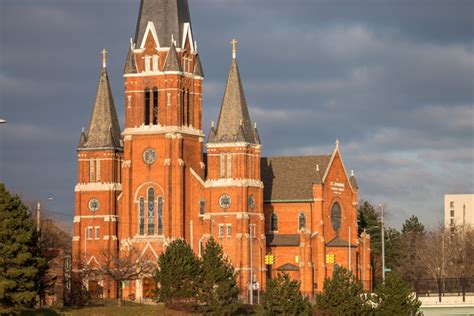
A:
[36,197,54,232]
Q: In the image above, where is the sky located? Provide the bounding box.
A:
[1,0,473,229]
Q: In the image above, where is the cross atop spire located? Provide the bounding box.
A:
[101,48,107,68]
[231,38,238,59]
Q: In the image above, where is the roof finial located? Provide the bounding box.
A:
[351,169,354,176]
[101,48,107,68]
[254,122,257,129]
[239,119,243,126]
[211,120,215,128]
[231,38,238,59]
[335,139,340,148]
[316,164,320,172]
[81,126,85,133]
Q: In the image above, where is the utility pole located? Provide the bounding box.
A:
[36,202,41,232]
[381,203,385,283]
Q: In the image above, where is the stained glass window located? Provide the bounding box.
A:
[157,196,163,235]
[331,202,342,232]
[147,188,155,235]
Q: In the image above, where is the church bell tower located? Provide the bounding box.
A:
[119,0,205,245]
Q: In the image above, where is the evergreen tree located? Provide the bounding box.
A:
[402,215,426,235]
[155,239,200,308]
[316,267,370,315]
[0,183,48,308]
[198,238,239,315]
[399,215,427,282]
[373,272,421,315]
[262,273,312,316]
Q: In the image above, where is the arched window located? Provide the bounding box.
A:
[139,197,145,235]
[153,88,158,125]
[331,202,342,233]
[298,212,306,231]
[271,213,278,231]
[147,188,155,235]
[157,196,163,235]
[144,88,150,125]
[199,199,205,215]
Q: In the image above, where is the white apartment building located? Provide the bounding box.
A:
[444,194,474,227]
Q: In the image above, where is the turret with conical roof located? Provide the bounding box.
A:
[206,39,262,182]
[210,39,259,144]
[79,49,122,151]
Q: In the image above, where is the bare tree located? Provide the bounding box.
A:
[97,246,157,306]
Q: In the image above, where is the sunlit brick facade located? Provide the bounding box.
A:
[72,0,371,301]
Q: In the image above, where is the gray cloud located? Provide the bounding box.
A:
[1,0,473,229]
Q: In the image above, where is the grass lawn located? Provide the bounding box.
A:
[1,300,196,316]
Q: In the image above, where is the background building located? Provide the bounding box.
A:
[444,194,474,227]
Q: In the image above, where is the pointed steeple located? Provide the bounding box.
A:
[212,39,256,144]
[78,127,87,148]
[81,50,122,150]
[123,47,137,74]
[134,0,191,48]
[253,122,261,145]
[193,54,204,77]
[208,120,217,143]
[163,42,182,72]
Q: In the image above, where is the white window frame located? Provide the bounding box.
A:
[220,154,226,178]
[218,224,224,238]
[152,54,159,72]
[145,55,151,72]
[226,224,232,238]
[94,226,100,240]
[87,226,93,240]
[226,154,232,178]
[89,159,95,182]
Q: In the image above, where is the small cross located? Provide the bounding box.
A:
[231,38,238,59]
[101,48,107,68]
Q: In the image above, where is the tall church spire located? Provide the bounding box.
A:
[134,0,191,48]
[79,50,122,150]
[211,39,258,144]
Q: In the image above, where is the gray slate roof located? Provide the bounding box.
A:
[134,0,191,48]
[123,48,137,74]
[79,68,122,150]
[163,42,182,72]
[326,236,358,248]
[210,59,258,144]
[266,234,300,247]
[193,54,204,77]
[261,155,332,201]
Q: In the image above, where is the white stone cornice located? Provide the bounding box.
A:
[122,160,131,168]
[122,125,204,138]
[72,236,80,241]
[205,178,264,188]
[75,182,122,192]
[73,215,118,222]
[206,142,261,149]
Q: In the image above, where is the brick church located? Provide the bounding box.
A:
[72,0,371,301]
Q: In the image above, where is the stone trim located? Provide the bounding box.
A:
[75,182,122,192]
